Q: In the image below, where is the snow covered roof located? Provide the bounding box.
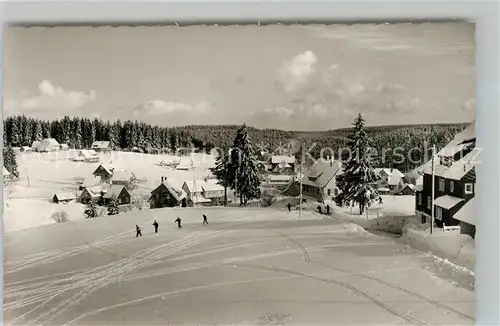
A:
[60,144,69,149]
[302,160,342,188]
[201,180,224,192]
[374,168,405,178]
[183,179,207,193]
[92,141,110,149]
[103,185,127,199]
[38,138,60,150]
[387,173,403,186]
[414,122,475,175]
[271,155,295,164]
[53,192,76,201]
[81,176,101,188]
[424,148,479,181]
[434,195,464,210]
[78,150,98,158]
[269,175,293,182]
[454,198,475,226]
[31,141,41,149]
[93,164,114,175]
[111,170,135,182]
[85,185,109,197]
[415,175,424,186]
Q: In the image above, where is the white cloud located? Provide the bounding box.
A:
[5,80,96,114]
[277,50,318,93]
[133,100,211,116]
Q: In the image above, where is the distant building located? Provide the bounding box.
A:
[36,138,60,152]
[60,144,70,151]
[397,184,415,196]
[374,168,405,194]
[79,185,107,204]
[301,158,342,202]
[201,179,225,206]
[91,141,112,152]
[110,170,137,188]
[53,192,77,204]
[102,185,131,205]
[3,166,11,182]
[182,179,214,207]
[268,155,296,173]
[74,150,99,163]
[149,177,187,209]
[31,141,41,151]
[176,157,195,171]
[93,164,115,183]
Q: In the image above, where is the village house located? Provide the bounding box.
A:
[73,150,99,163]
[301,158,343,202]
[149,177,187,209]
[374,168,405,194]
[79,175,101,190]
[268,155,296,174]
[3,166,11,182]
[31,141,41,151]
[110,170,137,188]
[60,144,70,151]
[36,138,60,152]
[397,183,415,196]
[415,122,476,229]
[182,179,213,206]
[453,197,475,238]
[93,164,115,183]
[201,180,225,206]
[176,157,195,171]
[91,141,112,152]
[79,185,107,204]
[53,192,77,204]
[102,185,131,205]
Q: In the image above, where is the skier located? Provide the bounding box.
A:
[286,203,292,212]
[175,217,182,229]
[135,225,142,238]
[203,214,208,225]
[152,220,159,233]
[378,197,383,204]
[326,204,330,215]
[317,205,323,215]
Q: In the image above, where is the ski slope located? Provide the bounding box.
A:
[3,207,474,325]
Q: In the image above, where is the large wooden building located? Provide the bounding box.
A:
[149,177,187,209]
[301,158,342,203]
[415,122,476,229]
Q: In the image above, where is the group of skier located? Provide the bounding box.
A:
[286,202,331,215]
[134,214,209,237]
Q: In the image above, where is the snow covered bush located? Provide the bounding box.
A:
[51,211,69,223]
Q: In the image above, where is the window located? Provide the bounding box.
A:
[436,207,442,220]
[465,183,474,194]
[449,181,454,192]
[327,189,331,196]
[438,178,445,192]
[427,196,431,209]
[417,193,422,205]
[334,188,339,196]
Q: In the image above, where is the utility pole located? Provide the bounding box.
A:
[299,142,304,219]
[430,144,436,235]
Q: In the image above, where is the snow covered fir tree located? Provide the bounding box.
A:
[84,200,98,219]
[3,144,19,179]
[335,113,380,215]
[210,147,231,206]
[107,195,120,216]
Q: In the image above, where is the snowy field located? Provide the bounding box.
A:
[3,150,216,233]
[4,207,474,325]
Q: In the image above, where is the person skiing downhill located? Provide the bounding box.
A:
[317,205,323,215]
[175,217,182,229]
[203,214,208,225]
[135,225,142,237]
[326,204,330,215]
[286,203,292,212]
[152,220,159,233]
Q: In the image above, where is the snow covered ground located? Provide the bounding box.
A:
[3,150,216,233]
[4,207,474,325]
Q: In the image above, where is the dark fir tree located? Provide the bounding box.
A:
[335,113,379,215]
[32,120,43,143]
[84,199,98,218]
[210,147,232,206]
[107,195,120,215]
[230,124,261,206]
[3,145,19,179]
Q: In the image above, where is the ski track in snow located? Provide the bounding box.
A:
[3,210,474,326]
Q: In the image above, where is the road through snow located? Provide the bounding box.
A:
[3,208,474,325]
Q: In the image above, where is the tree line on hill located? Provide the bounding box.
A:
[3,114,467,180]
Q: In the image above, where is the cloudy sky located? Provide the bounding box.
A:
[3,23,475,131]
